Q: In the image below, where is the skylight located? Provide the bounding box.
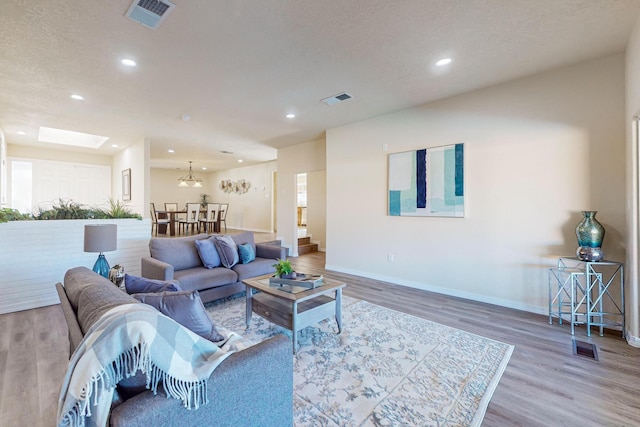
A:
[38,126,109,149]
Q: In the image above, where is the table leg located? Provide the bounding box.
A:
[169,212,177,236]
[292,302,298,354]
[245,286,252,328]
[336,288,343,334]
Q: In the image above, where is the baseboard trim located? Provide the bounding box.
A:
[325,263,546,315]
[229,226,274,233]
[626,331,640,347]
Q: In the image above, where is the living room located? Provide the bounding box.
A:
[3,1,640,425]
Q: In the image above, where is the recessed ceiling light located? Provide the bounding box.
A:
[168,149,175,153]
[111,144,118,148]
[436,58,452,66]
[16,131,26,135]
[286,113,296,119]
[238,159,244,163]
[121,59,137,67]
[202,167,207,170]
[70,94,84,100]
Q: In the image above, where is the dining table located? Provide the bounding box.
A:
[156,209,221,236]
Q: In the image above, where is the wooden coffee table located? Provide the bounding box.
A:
[243,274,346,353]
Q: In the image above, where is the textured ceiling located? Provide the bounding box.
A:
[1,0,639,171]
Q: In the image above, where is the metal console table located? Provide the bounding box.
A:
[548,257,624,338]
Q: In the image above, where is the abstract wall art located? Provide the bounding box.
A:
[388,143,464,217]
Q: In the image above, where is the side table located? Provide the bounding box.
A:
[548,257,624,338]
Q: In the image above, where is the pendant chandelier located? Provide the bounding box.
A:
[178,161,203,188]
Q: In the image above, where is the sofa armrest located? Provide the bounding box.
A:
[55,283,84,358]
[141,257,175,281]
[255,243,287,261]
[109,334,293,427]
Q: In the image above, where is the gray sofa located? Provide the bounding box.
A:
[141,231,287,303]
[55,266,293,427]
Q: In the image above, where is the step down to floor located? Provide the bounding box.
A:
[298,237,317,255]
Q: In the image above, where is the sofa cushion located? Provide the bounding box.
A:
[149,234,208,271]
[174,267,238,292]
[194,237,222,268]
[214,235,239,268]
[132,291,224,342]
[124,274,181,294]
[238,243,256,264]
[76,283,139,334]
[232,257,277,282]
[231,231,256,253]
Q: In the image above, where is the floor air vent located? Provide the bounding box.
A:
[126,0,175,30]
[572,339,599,360]
[321,92,353,106]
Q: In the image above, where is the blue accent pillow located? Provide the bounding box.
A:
[238,242,256,264]
[124,274,181,294]
[194,237,221,268]
[133,290,224,342]
[213,234,239,268]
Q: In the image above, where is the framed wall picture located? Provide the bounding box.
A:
[388,143,464,217]
[122,168,131,201]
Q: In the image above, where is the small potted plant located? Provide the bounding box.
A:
[200,193,210,209]
[273,258,295,279]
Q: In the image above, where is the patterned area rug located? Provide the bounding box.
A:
[206,295,514,427]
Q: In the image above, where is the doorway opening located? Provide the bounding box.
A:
[297,173,307,238]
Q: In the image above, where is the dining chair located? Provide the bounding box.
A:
[219,203,229,233]
[164,202,182,232]
[150,203,169,236]
[179,203,201,235]
[199,203,220,234]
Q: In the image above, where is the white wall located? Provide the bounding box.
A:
[326,54,626,315]
[113,139,148,216]
[208,161,277,233]
[307,169,327,251]
[625,14,640,344]
[150,167,213,213]
[277,139,326,255]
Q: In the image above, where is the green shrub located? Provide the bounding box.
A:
[0,208,32,223]
[12,198,142,221]
[98,198,141,219]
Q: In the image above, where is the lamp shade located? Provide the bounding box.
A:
[84,224,117,253]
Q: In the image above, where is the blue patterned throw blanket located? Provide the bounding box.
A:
[57,303,233,427]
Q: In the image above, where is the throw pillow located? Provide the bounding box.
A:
[194,237,221,268]
[132,290,224,342]
[124,274,181,294]
[238,242,256,264]
[213,234,239,268]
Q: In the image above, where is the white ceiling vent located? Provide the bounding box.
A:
[321,92,353,106]
[125,0,175,30]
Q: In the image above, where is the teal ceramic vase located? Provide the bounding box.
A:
[575,211,605,261]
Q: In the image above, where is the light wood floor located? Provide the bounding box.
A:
[2,250,640,426]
